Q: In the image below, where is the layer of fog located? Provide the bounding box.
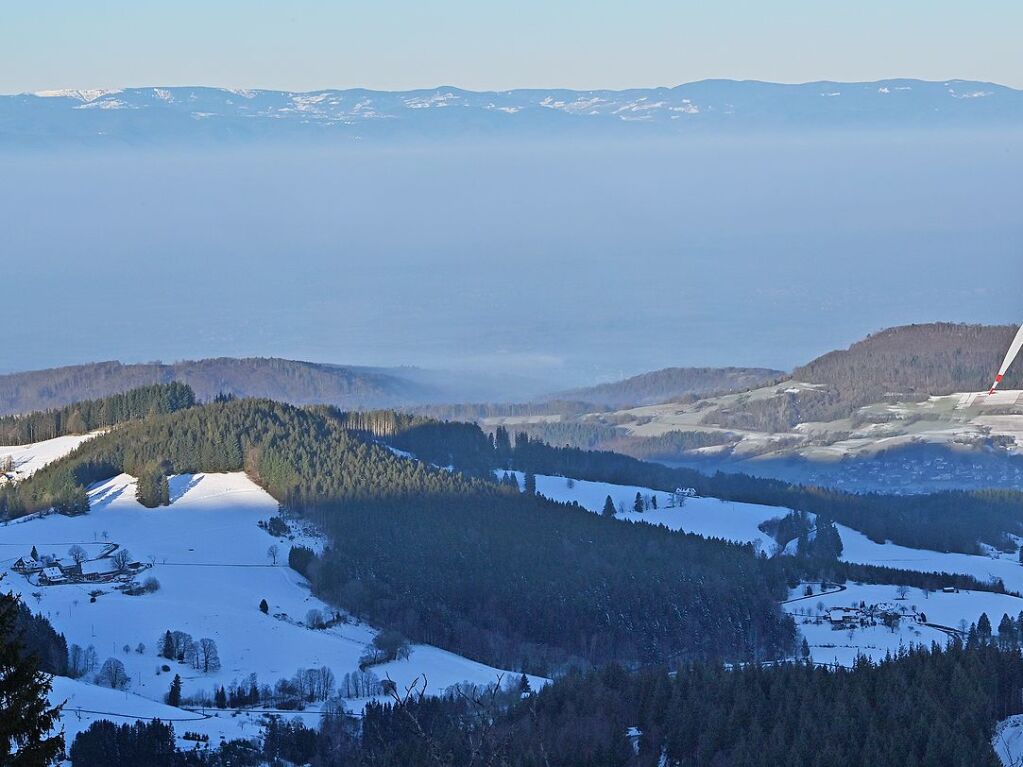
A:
[2,131,1020,394]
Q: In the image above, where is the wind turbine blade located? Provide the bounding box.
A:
[990,324,1023,393]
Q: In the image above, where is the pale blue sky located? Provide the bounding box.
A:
[3,0,1021,93]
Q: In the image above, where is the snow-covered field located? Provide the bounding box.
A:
[1,472,543,750]
[995,715,1023,767]
[835,523,1023,594]
[0,432,98,479]
[514,470,1023,671]
[785,582,1023,667]
[49,675,259,749]
[513,470,1023,594]
[503,471,784,553]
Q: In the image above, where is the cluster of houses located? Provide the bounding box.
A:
[11,545,146,586]
[824,600,929,631]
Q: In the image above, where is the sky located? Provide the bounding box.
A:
[3,1,1022,93]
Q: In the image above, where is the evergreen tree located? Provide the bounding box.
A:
[796,529,809,558]
[0,591,64,765]
[524,472,536,496]
[998,613,1015,648]
[634,492,644,513]
[978,613,993,643]
[602,495,616,518]
[161,630,175,660]
[167,674,182,707]
[215,686,227,709]
[29,546,38,562]
[259,598,269,614]
[494,427,512,459]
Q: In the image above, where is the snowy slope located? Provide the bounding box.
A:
[1,472,543,743]
[785,582,1023,667]
[994,715,1023,767]
[0,433,99,479]
[512,470,1023,592]
[510,470,1023,659]
[50,675,260,752]
[834,523,1023,593]
[503,471,790,553]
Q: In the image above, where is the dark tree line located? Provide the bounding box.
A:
[486,430,1023,555]
[0,382,195,445]
[101,642,1023,767]
[70,720,205,767]
[3,398,795,670]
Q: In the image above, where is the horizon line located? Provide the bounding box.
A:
[7,76,1019,98]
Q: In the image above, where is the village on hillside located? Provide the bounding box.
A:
[11,542,150,588]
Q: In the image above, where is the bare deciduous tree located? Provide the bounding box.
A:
[111,548,132,573]
[68,544,88,567]
[195,637,221,673]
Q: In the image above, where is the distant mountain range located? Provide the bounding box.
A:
[2,79,1020,146]
[0,359,436,416]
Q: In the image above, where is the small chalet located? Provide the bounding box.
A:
[80,559,117,581]
[39,566,67,585]
[828,608,856,626]
[12,557,42,574]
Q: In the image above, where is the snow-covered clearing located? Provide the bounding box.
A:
[508,470,1023,668]
[995,714,1023,767]
[508,470,1023,593]
[1,472,543,749]
[50,675,261,751]
[785,582,1023,667]
[500,471,783,552]
[0,432,98,479]
[835,523,1023,594]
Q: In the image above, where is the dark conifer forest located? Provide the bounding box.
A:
[0,382,195,445]
[5,385,1023,764]
[115,643,1023,767]
[2,396,795,669]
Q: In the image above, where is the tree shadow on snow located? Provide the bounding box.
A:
[168,474,202,505]
[89,482,128,512]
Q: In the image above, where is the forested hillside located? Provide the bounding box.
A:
[1,399,794,669]
[794,323,1021,412]
[693,323,1023,431]
[191,643,1023,766]
[393,643,1022,766]
[373,420,1023,556]
[552,366,783,407]
[0,358,433,415]
[0,382,195,445]
[795,323,1022,394]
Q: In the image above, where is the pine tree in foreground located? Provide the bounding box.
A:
[0,589,64,766]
